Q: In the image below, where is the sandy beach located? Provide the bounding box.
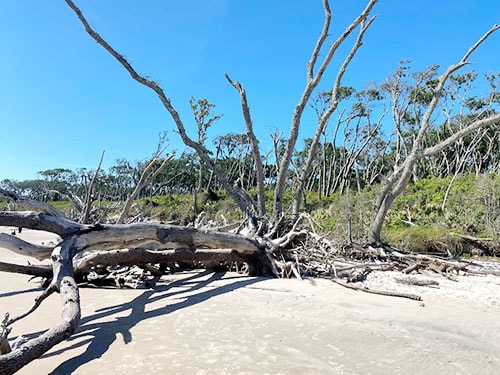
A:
[1,227,499,374]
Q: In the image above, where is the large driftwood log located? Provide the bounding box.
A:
[0,210,275,374]
[0,212,275,273]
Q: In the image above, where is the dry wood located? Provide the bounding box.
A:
[0,208,276,373]
[0,233,53,260]
[0,189,64,217]
[224,73,266,218]
[394,277,439,287]
[334,279,422,301]
[0,314,11,355]
[80,150,105,224]
[0,239,81,375]
[63,0,255,224]
[369,24,500,244]
[0,261,52,278]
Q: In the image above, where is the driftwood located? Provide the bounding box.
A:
[394,277,439,287]
[333,279,423,301]
[0,237,80,374]
[0,210,275,374]
[1,207,499,372]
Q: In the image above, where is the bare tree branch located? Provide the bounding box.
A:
[292,16,376,216]
[0,188,64,217]
[224,73,266,218]
[80,150,105,224]
[273,0,378,222]
[63,0,256,224]
[117,151,175,224]
[369,24,500,243]
[422,112,500,157]
[0,233,52,260]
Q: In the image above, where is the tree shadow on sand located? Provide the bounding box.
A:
[44,271,263,375]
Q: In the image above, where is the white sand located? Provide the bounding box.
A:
[1,227,499,374]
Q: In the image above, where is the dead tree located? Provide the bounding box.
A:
[79,150,105,224]
[290,13,376,217]
[369,24,500,244]
[2,1,498,372]
[0,207,277,374]
[116,150,175,224]
[62,0,261,231]
[63,0,379,233]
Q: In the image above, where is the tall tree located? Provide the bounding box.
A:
[64,0,379,233]
[369,25,500,244]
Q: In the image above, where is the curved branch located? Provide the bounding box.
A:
[422,112,500,157]
[0,211,84,237]
[64,0,255,221]
[0,233,53,261]
[0,189,64,217]
[0,238,81,375]
[224,73,266,218]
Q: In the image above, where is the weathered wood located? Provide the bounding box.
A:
[0,233,53,260]
[0,261,52,278]
[0,211,83,237]
[0,189,64,217]
[0,239,81,375]
[0,211,275,276]
[394,277,439,287]
[334,279,422,301]
[0,208,277,373]
[74,248,256,273]
[0,314,11,355]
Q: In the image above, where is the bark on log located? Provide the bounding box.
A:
[0,212,275,276]
[0,211,83,237]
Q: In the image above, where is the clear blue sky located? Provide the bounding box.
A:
[1,0,498,181]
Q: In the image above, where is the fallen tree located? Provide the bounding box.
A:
[1,194,499,373]
[0,207,277,374]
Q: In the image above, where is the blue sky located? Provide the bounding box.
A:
[1,0,499,181]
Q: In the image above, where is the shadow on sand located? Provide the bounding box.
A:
[44,271,263,375]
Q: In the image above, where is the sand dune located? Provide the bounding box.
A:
[0,227,499,374]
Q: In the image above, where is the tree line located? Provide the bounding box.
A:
[2,66,499,217]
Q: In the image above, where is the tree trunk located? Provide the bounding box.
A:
[0,238,81,375]
[292,15,375,217]
[0,208,276,373]
[274,0,378,222]
[368,25,500,244]
[225,74,266,218]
